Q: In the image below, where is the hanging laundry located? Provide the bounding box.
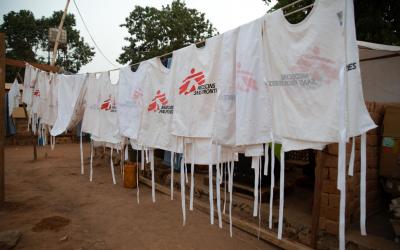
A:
[263,0,376,146]
[235,16,272,146]
[171,36,221,139]
[138,58,183,153]
[82,72,122,147]
[50,74,87,136]
[8,79,21,116]
[117,62,150,149]
[37,72,54,126]
[22,64,37,108]
[212,28,238,148]
[262,0,376,247]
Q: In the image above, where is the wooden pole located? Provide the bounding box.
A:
[310,151,325,248]
[0,32,6,205]
[51,0,71,66]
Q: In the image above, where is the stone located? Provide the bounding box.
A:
[0,230,22,250]
[59,234,68,242]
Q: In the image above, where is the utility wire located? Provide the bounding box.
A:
[72,0,118,67]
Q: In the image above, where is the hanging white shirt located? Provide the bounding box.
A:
[235,16,273,146]
[117,63,150,148]
[138,58,183,153]
[22,64,37,107]
[171,36,221,139]
[82,72,122,146]
[263,0,376,146]
[8,79,21,116]
[37,72,54,125]
[50,74,87,136]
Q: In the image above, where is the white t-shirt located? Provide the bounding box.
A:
[45,74,59,127]
[235,16,272,146]
[212,29,238,147]
[171,36,221,138]
[37,72,54,125]
[117,63,150,147]
[138,58,183,153]
[82,72,122,146]
[50,74,87,136]
[22,64,37,107]
[8,79,20,116]
[263,0,375,148]
[31,70,45,117]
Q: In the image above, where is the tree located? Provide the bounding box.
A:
[118,0,218,65]
[0,9,95,81]
[262,0,400,46]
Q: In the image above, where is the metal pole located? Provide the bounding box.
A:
[51,0,71,66]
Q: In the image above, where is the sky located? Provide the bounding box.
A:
[0,0,275,74]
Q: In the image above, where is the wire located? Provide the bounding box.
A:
[72,0,118,67]
[72,0,313,75]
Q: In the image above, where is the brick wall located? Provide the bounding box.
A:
[318,102,385,235]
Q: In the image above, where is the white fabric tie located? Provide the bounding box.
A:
[180,155,186,226]
[216,145,222,228]
[264,143,269,176]
[360,133,367,235]
[252,156,260,217]
[269,142,275,229]
[136,149,140,204]
[150,149,155,203]
[170,152,174,201]
[228,157,235,237]
[110,148,116,185]
[277,149,285,239]
[79,128,84,175]
[208,142,214,225]
[89,140,94,182]
[337,66,347,250]
[190,143,195,211]
[348,137,355,176]
[124,144,129,161]
[223,162,227,215]
[140,148,145,170]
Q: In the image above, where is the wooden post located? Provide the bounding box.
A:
[310,151,325,248]
[51,0,71,66]
[0,32,6,205]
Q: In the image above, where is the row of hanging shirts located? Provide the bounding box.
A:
[20,1,374,248]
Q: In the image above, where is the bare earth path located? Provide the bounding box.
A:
[1,144,278,250]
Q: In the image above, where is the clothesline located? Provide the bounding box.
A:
[76,0,315,75]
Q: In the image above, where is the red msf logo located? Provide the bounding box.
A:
[290,46,338,83]
[148,90,168,112]
[33,89,40,97]
[236,63,257,92]
[179,68,205,95]
[100,95,114,111]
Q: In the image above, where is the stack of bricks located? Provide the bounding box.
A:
[318,102,385,236]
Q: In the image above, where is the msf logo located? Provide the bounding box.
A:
[179,68,205,95]
[236,63,257,92]
[33,89,40,97]
[148,90,168,112]
[100,95,116,112]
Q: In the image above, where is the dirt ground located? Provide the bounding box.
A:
[0,143,278,250]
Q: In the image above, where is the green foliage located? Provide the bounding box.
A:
[118,0,218,65]
[262,0,400,46]
[0,9,95,79]
[0,10,39,62]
